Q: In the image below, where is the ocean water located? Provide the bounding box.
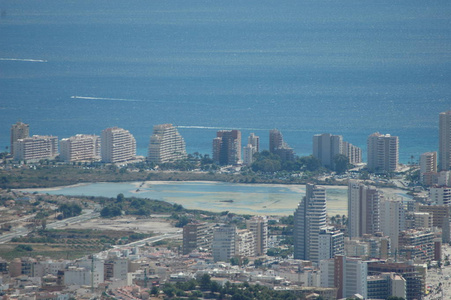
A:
[1,0,450,162]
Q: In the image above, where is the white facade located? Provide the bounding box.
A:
[380,198,406,251]
[10,121,29,156]
[13,135,58,161]
[320,256,368,299]
[147,124,187,163]
[438,171,451,186]
[235,230,255,258]
[420,152,437,175]
[212,224,236,262]
[243,144,257,166]
[348,180,382,238]
[313,133,343,168]
[429,186,451,206]
[318,228,344,261]
[60,134,100,162]
[294,184,327,262]
[439,110,451,171]
[101,127,136,163]
[247,133,260,152]
[367,132,399,172]
[342,141,363,165]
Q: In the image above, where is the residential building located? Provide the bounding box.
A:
[429,186,451,205]
[439,110,451,171]
[101,127,136,163]
[247,133,260,152]
[212,130,241,165]
[212,224,236,262]
[10,121,29,156]
[380,198,406,251]
[60,134,100,162]
[313,133,343,168]
[147,124,187,163]
[438,170,451,186]
[243,144,257,166]
[342,141,363,165]
[320,255,368,299]
[367,273,406,300]
[418,204,450,243]
[420,152,437,175]
[348,180,382,238]
[182,222,213,255]
[13,135,58,161]
[367,132,399,172]
[246,216,268,256]
[398,229,434,262]
[104,258,128,281]
[235,229,255,258]
[368,262,424,300]
[269,129,295,161]
[293,183,327,262]
[318,228,344,261]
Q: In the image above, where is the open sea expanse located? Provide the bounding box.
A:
[21,181,410,216]
[1,0,450,162]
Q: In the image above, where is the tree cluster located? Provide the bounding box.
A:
[251,151,323,173]
[58,203,82,219]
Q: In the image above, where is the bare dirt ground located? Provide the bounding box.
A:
[64,214,176,234]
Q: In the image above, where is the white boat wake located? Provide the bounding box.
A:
[0,58,47,62]
[71,96,144,102]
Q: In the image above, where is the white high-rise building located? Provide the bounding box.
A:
[420,152,437,175]
[243,144,257,166]
[13,135,58,161]
[320,255,368,299]
[293,183,327,262]
[235,230,255,258]
[342,141,363,165]
[212,224,236,262]
[348,180,382,238]
[10,121,29,156]
[246,216,268,256]
[367,132,399,172]
[318,228,344,261]
[439,110,451,171]
[101,127,136,163]
[380,198,406,251]
[147,124,187,163]
[60,134,100,162]
[248,133,260,152]
[429,186,451,206]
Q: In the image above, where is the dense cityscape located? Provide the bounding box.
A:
[0,111,449,299]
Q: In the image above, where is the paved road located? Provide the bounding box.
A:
[0,209,100,244]
[425,244,451,300]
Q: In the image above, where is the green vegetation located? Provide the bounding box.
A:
[157,274,302,300]
[15,244,33,252]
[58,203,82,219]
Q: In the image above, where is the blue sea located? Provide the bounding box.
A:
[1,0,450,163]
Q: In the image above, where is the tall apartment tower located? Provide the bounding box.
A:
[101,127,136,163]
[318,228,344,261]
[147,124,187,163]
[13,135,58,161]
[212,224,237,262]
[342,141,363,165]
[60,134,100,162]
[439,111,451,171]
[420,152,437,174]
[212,130,241,165]
[242,144,257,166]
[246,216,268,256]
[182,222,213,255]
[10,121,29,156]
[269,129,295,161]
[269,129,284,153]
[367,132,399,172]
[293,183,327,262]
[313,133,343,168]
[380,198,406,251]
[348,180,382,238]
[248,133,260,152]
[320,256,368,299]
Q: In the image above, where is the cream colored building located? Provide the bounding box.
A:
[147,124,186,163]
[439,110,451,171]
[10,121,29,156]
[101,127,136,163]
[13,135,58,161]
[246,216,268,256]
[60,134,100,162]
[367,132,399,172]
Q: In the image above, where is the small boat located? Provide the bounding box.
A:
[220,199,234,203]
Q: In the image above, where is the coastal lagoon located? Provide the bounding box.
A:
[22,181,409,216]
